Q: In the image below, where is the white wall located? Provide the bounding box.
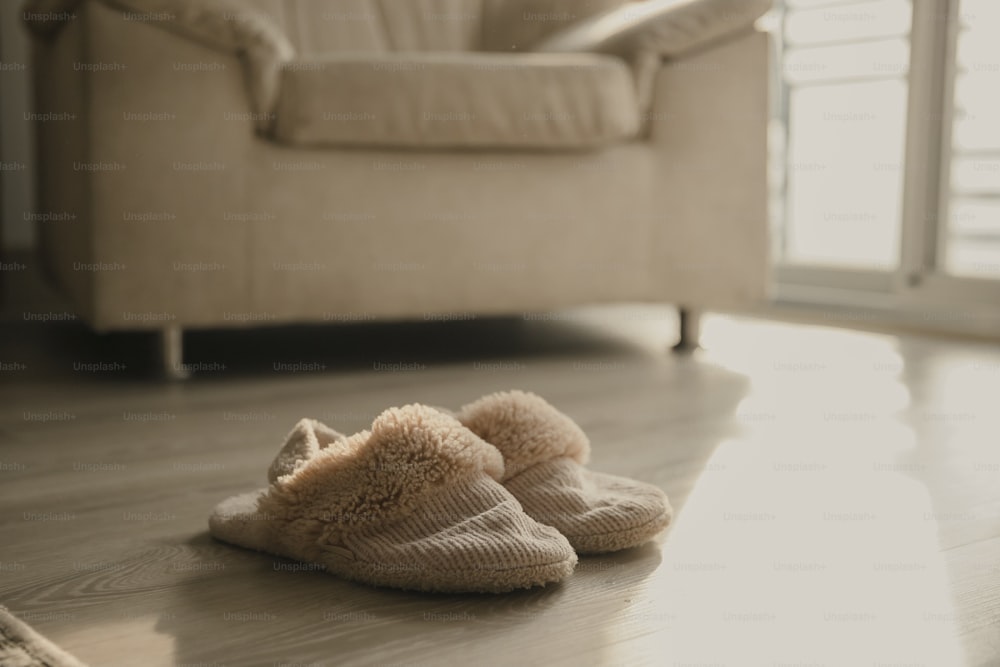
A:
[1,4,37,250]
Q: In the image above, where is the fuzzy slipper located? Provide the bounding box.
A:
[209,405,577,593]
[454,391,672,554]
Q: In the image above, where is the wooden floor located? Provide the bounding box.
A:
[1,292,999,665]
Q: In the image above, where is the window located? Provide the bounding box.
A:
[941,0,1000,278]
[768,0,1000,335]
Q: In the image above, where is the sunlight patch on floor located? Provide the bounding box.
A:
[612,436,964,666]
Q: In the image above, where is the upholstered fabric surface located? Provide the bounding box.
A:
[535,0,773,59]
[25,0,771,330]
[535,0,773,136]
[23,0,633,54]
[24,0,294,129]
[23,0,637,132]
[481,0,630,51]
[236,0,633,53]
[273,52,640,149]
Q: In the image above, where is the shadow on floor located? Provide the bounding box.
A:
[0,312,679,382]
[153,533,664,666]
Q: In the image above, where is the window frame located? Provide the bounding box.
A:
[770,0,1000,337]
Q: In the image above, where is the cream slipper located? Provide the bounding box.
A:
[454,391,672,554]
[209,405,577,593]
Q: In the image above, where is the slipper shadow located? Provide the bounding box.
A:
[155,532,570,666]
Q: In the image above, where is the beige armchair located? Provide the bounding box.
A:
[25,0,771,377]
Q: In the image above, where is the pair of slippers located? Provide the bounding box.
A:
[209,391,672,593]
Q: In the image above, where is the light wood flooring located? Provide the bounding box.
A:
[1,287,999,666]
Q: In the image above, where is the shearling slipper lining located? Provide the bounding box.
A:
[209,404,576,593]
[455,390,590,480]
[456,391,673,554]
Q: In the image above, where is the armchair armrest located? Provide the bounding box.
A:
[22,0,294,130]
[535,0,772,60]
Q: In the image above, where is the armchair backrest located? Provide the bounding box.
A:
[245,0,629,55]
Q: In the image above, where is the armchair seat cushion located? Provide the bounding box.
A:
[271,53,640,150]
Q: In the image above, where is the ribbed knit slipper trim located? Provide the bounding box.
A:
[562,510,673,555]
[457,391,672,554]
[209,405,576,593]
[209,476,576,593]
